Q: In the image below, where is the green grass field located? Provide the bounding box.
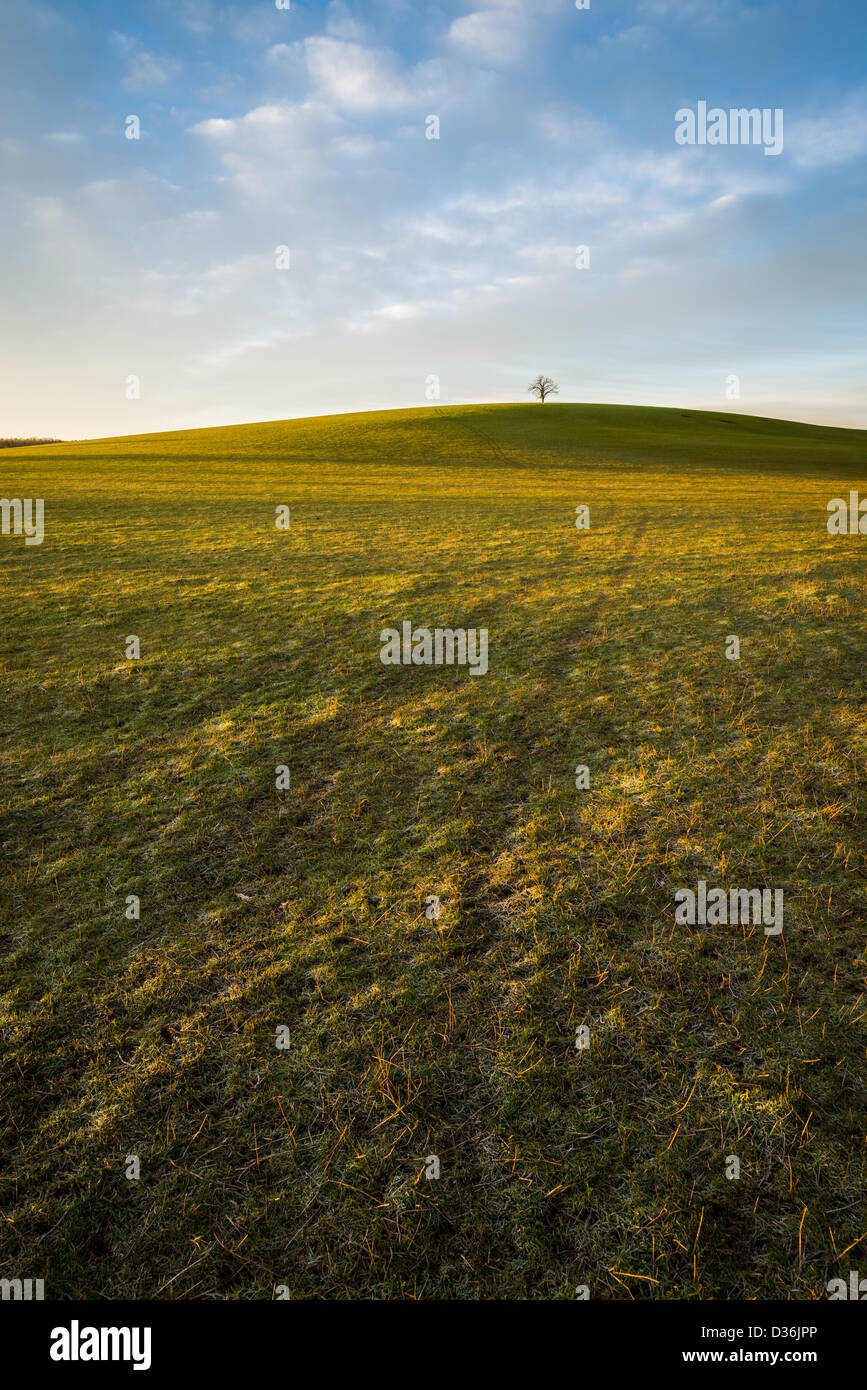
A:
[1,403,865,1299]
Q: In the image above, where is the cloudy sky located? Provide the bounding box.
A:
[1,0,865,438]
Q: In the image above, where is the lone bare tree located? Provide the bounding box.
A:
[528,374,559,403]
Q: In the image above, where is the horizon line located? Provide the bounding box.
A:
[4,399,867,448]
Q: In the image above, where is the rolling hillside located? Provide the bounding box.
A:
[1,404,865,1299]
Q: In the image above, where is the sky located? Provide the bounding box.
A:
[0,0,865,438]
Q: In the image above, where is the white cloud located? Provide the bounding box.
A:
[447,9,528,66]
[787,93,867,169]
[325,1,368,43]
[191,100,345,192]
[298,37,413,112]
[191,326,294,371]
[111,32,179,90]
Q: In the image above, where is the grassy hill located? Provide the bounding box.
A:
[1,403,865,1299]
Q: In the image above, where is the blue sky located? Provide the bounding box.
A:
[1,0,865,436]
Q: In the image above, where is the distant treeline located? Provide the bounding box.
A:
[0,437,62,447]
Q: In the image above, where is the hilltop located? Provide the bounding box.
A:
[4,402,865,477]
